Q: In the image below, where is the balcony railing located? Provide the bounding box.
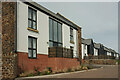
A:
[48,47,73,58]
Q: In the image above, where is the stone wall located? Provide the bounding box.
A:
[2,54,18,79]
[83,59,117,65]
[0,1,2,80]
[2,2,17,80]
[2,2,16,54]
[77,27,82,63]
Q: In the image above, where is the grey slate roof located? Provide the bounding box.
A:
[82,38,93,45]
[22,0,81,30]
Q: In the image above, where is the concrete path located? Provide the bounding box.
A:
[16,65,119,80]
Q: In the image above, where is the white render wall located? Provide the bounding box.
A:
[94,48,98,56]
[62,24,78,58]
[107,52,111,56]
[17,2,49,55]
[17,2,78,56]
[81,44,88,59]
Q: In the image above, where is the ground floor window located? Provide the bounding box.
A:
[28,36,37,58]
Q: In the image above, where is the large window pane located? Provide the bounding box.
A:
[28,8,32,19]
[49,19,53,40]
[28,20,32,28]
[53,21,58,42]
[28,50,32,57]
[33,22,36,29]
[33,50,37,58]
[70,28,73,41]
[33,10,36,21]
[28,38,32,48]
[70,36,73,41]
[33,38,36,49]
[70,28,73,36]
[49,41,53,47]
[58,23,62,43]
[49,18,62,47]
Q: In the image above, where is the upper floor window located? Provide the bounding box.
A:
[49,18,62,47]
[70,27,74,41]
[28,7,37,30]
[28,36,37,59]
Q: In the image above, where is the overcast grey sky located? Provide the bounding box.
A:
[36,2,118,52]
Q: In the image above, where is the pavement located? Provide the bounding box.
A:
[15,65,119,80]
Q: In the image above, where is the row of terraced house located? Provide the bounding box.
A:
[81,38,119,60]
[0,0,119,79]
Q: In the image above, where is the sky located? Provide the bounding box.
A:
[33,1,118,52]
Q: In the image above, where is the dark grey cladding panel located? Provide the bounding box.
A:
[21,0,80,30]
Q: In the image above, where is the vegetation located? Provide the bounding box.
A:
[19,65,93,77]
[116,60,120,64]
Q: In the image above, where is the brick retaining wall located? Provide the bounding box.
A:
[17,52,80,73]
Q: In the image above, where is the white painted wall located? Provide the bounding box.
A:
[17,2,78,56]
[107,52,111,56]
[62,24,78,58]
[94,48,98,56]
[17,2,49,55]
[116,54,119,59]
[81,44,88,59]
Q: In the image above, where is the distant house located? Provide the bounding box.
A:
[115,53,119,59]
[93,43,104,56]
[109,49,119,59]
[81,38,94,59]
[104,46,111,56]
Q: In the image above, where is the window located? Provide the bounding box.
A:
[28,7,37,30]
[49,18,62,47]
[28,36,37,58]
[70,27,73,41]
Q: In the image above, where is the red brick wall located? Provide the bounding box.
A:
[17,52,80,73]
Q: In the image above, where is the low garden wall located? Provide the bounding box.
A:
[83,59,117,65]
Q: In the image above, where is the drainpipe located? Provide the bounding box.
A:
[15,2,17,53]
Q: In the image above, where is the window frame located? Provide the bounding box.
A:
[28,7,37,30]
[28,36,37,59]
[49,18,62,47]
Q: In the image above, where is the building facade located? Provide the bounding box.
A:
[1,1,82,79]
[81,38,94,59]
